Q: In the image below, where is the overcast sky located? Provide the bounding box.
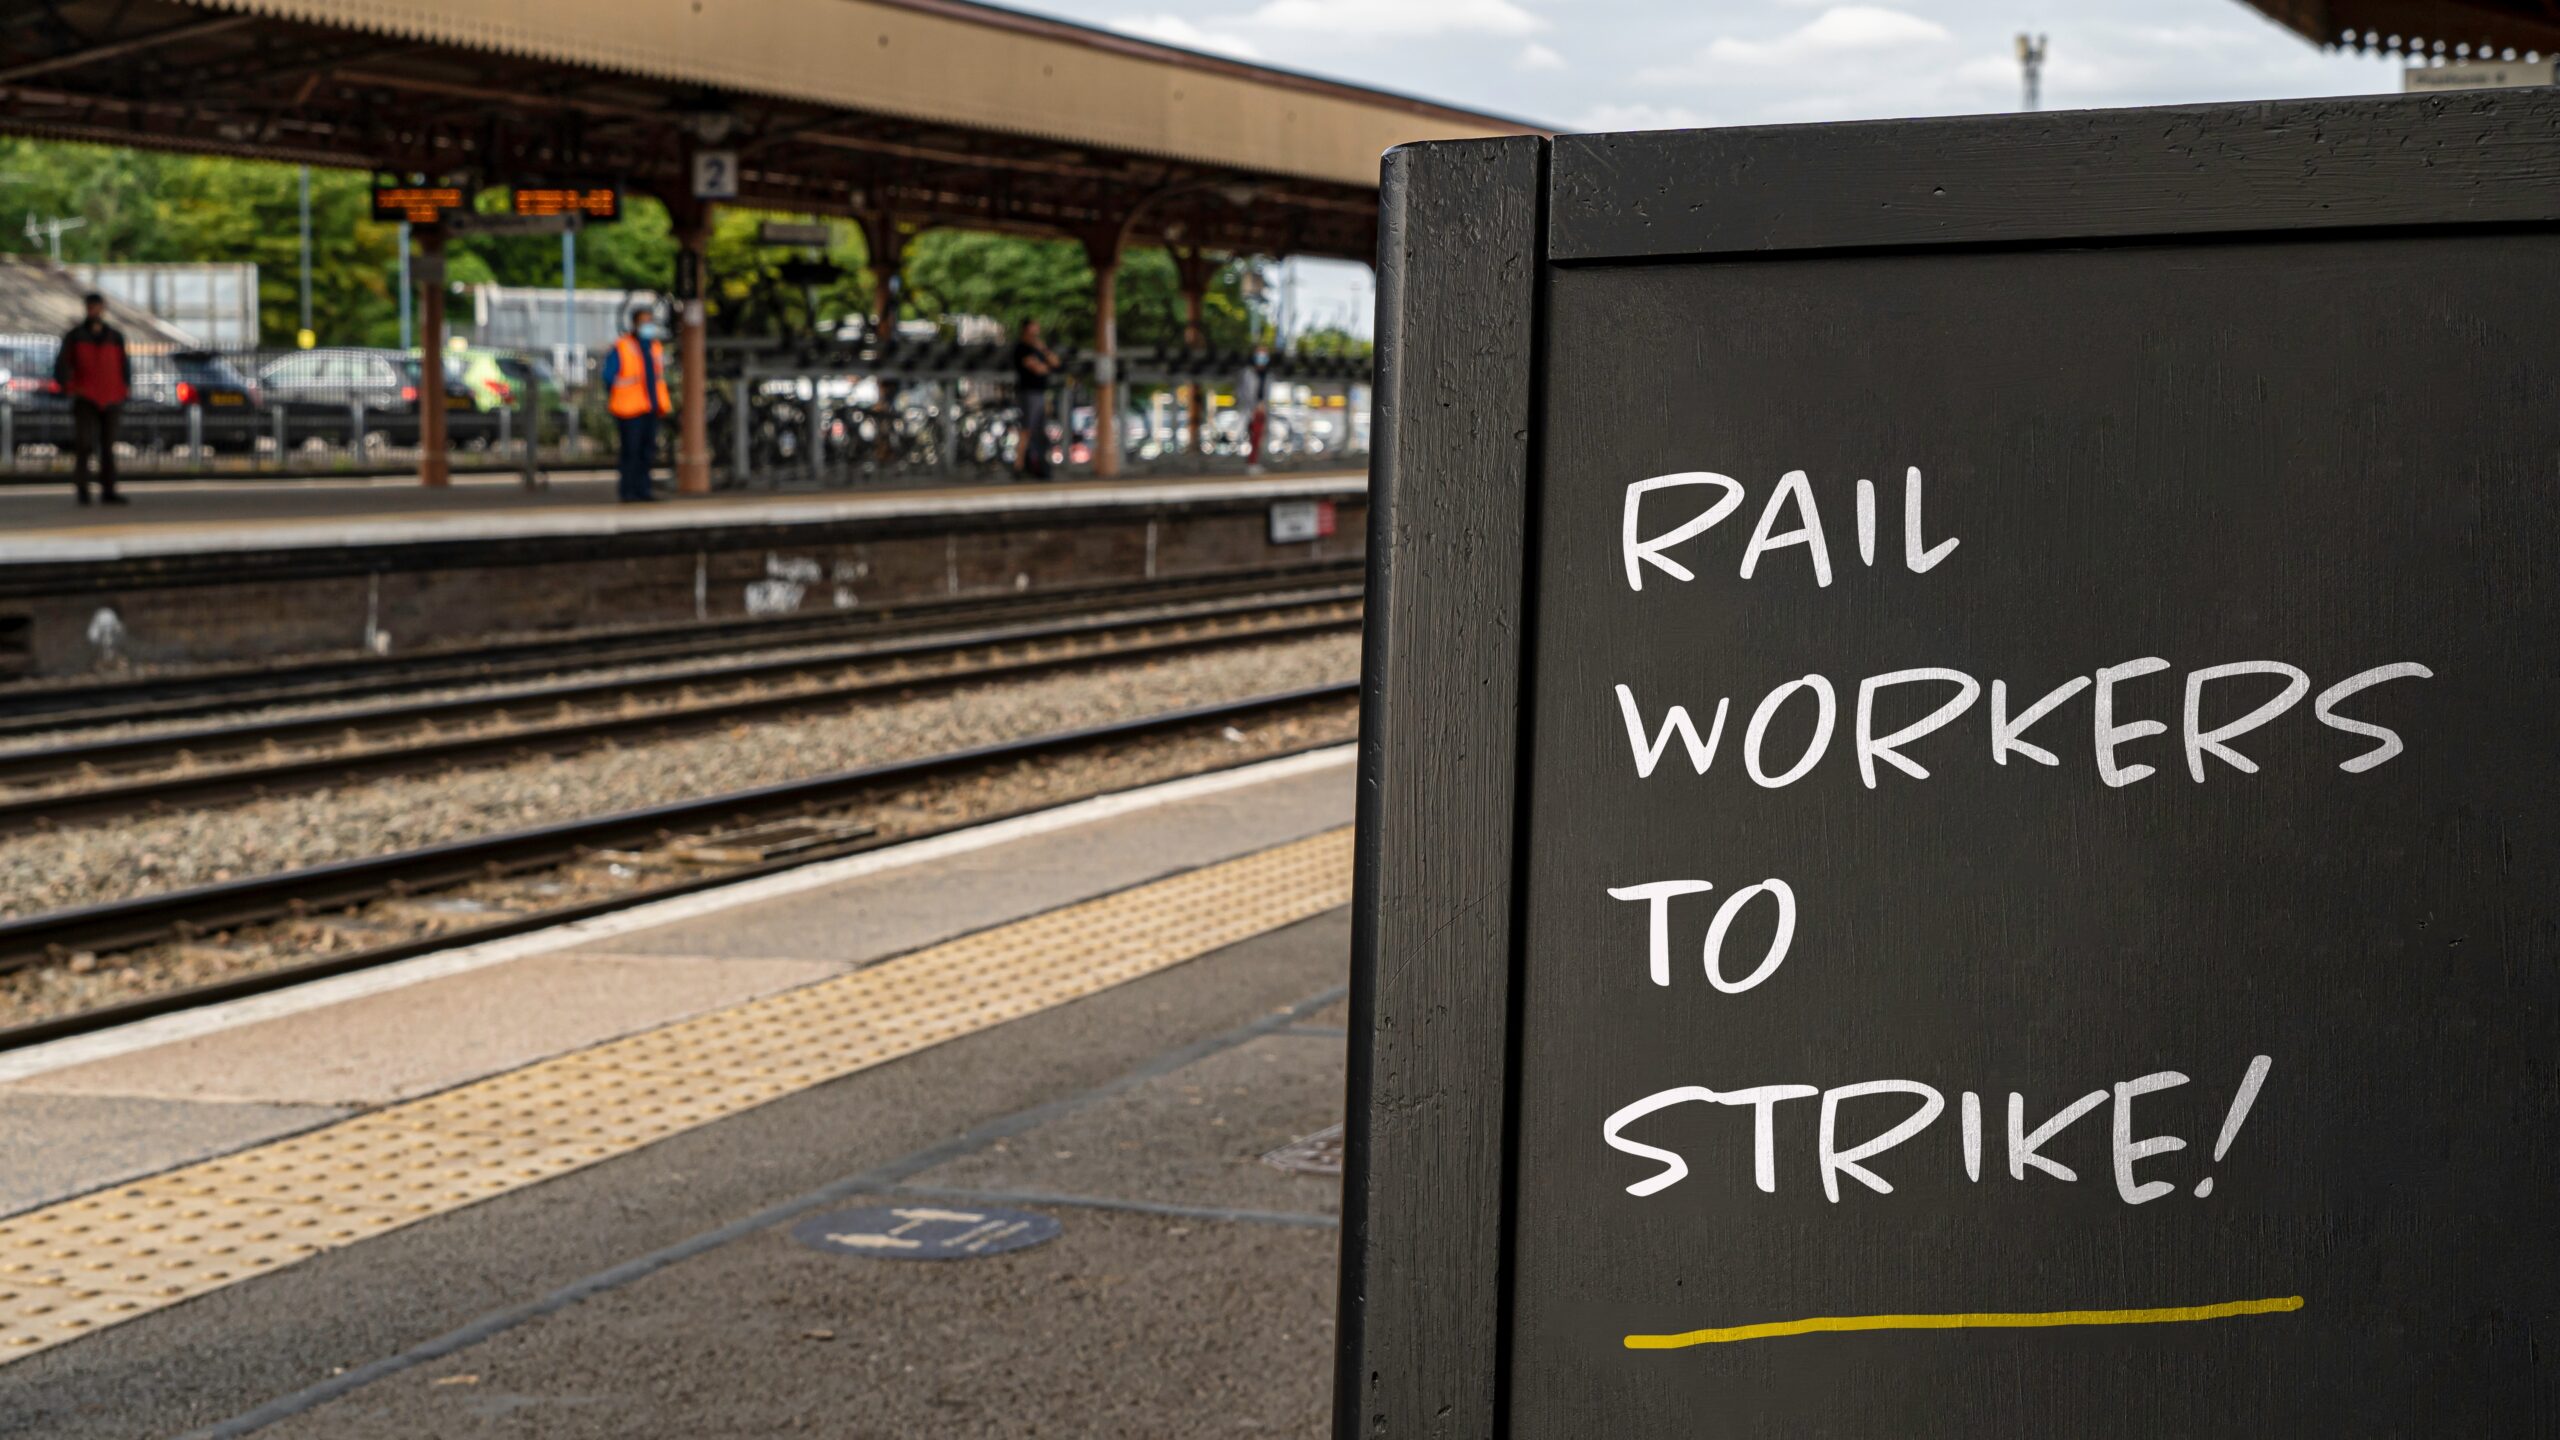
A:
[1015,0,2409,334]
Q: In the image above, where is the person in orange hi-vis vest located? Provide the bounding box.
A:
[601,304,672,502]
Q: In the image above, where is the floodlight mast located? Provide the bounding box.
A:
[2017,33,2049,112]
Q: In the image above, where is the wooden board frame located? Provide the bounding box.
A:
[1336,133,1545,1440]
[1337,86,2560,1437]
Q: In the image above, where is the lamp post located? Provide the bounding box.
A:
[297,164,314,348]
[398,220,412,349]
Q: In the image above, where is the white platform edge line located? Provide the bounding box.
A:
[0,745,1355,1085]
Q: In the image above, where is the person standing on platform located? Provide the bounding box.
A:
[55,293,130,506]
[1008,318,1059,480]
[1241,343,1273,476]
[602,304,671,503]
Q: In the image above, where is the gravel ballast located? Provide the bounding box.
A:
[0,586,1357,758]
[0,700,1358,1029]
[0,632,1360,921]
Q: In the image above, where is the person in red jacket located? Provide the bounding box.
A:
[54,294,131,505]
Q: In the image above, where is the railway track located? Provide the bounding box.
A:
[0,560,1365,735]
[0,681,1359,1050]
[0,586,1363,834]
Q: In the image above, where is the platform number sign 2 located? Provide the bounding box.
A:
[691,150,739,201]
[1340,96,2560,1438]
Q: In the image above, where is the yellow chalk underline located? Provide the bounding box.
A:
[1624,1295,2304,1350]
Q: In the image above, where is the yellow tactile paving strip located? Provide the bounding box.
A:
[0,828,1351,1361]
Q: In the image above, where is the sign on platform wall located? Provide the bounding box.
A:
[1339,94,2560,1437]
[1268,499,1337,544]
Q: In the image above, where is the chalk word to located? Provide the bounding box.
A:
[1605,878,1795,990]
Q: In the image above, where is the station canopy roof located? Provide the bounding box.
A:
[0,0,1543,261]
[2237,0,2560,59]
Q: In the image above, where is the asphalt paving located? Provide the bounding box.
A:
[0,909,1351,1439]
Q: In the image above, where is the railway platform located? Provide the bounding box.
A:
[0,746,1357,1438]
[0,471,1362,562]
[0,470,1366,680]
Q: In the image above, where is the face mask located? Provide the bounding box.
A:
[638,323,666,341]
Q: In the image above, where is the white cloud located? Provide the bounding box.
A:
[1110,13,1262,57]
[1516,41,1567,70]
[1021,0,2405,141]
[1239,0,1545,40]
[1578,101,1713,132]
[2121,23,2260,51]
[1681,6,1952,70]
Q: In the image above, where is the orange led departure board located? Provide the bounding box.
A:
[512,185,620,221]
[370,183,469,224]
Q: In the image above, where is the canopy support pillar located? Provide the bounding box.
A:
[1172,244,1214,457]
[671,199,713,495]
[1084,232,1123,480]
[416,227,449,486]
[862,212,906,339]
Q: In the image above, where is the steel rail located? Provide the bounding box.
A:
[0,584,1362,790]
[0,602,1360,835]
[0,681,1359,978]
[0,561,1364,733]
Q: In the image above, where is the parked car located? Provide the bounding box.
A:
[128,350,256,410]
[454,350,517,412]
[0,341,62,405]
[256,348,496,449]
[0,339,69,451]
[454,349,562,418]
[126,350,261,452]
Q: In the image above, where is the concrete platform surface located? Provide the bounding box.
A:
[0,469,1362,562]
[0,901,1355,1439]
[261,978,1351,1440]
[7,952,843,1109]
[906,1032,1345,1221]
[0,1093,347,1218]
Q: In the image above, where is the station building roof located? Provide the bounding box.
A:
[0,257,199,347]
[0,0,1545,261]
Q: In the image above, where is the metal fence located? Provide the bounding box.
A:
[0,335,579,481]
[709,338,1369,487]
[0,333,1370,486]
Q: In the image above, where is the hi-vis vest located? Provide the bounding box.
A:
[608,335,671,419]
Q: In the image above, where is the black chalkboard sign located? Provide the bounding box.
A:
[1338,95,2560,1437]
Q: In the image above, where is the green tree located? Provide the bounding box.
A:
[1291,326,1374,360]
[1,139,402,343]
[901,232,1253,349]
